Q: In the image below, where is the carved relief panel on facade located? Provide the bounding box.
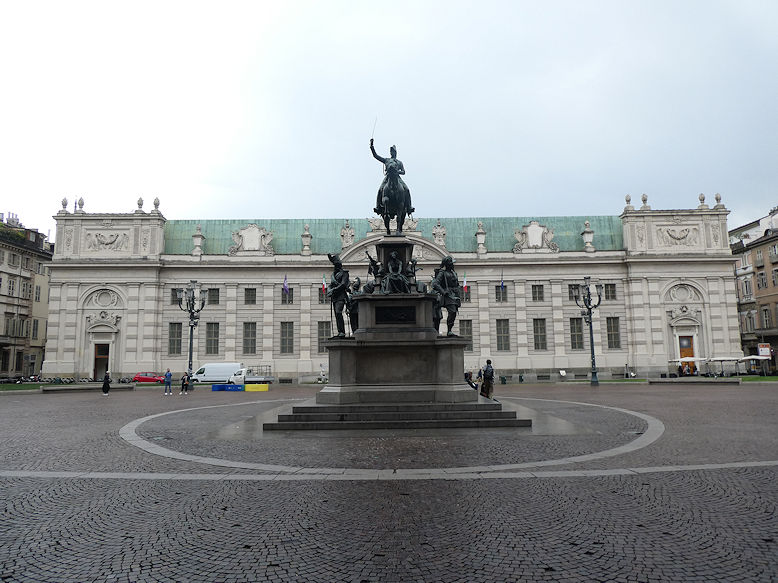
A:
[229,224,275,256]
[84,289,124,330]
[85,231,130,252]
[513,221,559,253]
[656,224,701,248]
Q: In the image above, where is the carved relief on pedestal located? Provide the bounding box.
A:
[65,228,74,250]
[141,229,150,252]
[229,224,274,256]
[513,221,559,253]
[85,232,130,251]
[367,217,418,233]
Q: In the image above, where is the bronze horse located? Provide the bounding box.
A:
[371,140,413,234]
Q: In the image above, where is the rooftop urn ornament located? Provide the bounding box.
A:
[136,197,144,212]
[61,197,68,211]
[697,193,709,209]
[624,194,634,211]
[581,220,595,253]
[476,221,487,257]
[153,197,160,211]
[77,197,84,212]
[714,193,725,209]
[192,224,205,257]
[640,193,650,210]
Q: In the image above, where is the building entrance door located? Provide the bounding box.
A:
[94,343,109,380]
[679,335,695,374]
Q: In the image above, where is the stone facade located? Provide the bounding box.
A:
[0,213,53,379]
[42,195,741,381]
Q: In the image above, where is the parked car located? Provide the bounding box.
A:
[132,372,165,383]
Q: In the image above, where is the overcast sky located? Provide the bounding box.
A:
[1,1,775,242]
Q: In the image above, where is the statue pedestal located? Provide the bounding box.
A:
[263,234,530,429]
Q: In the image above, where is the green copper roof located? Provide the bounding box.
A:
[163,216,623,255]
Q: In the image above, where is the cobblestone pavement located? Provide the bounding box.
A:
[1,382,776,582]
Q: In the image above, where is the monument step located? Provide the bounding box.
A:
[277,410,519,423]
[262,418,532,431]
[291,402,502,414]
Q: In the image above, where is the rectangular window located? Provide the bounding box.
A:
[568,284,580,301]
[570,317,584,350]
[757,272,767,289]
[34,285,41,302]
[208,288,220,305]
[604,284,617,301]
[531,284,544,302]
[495,285,507,302]
[0,250,4,263]
[23,257,30,269]
[9,253,19,267]
[533,318,547,350]
[607,317,621,349]
[772,270,778,287]
[461,288,471,303]
[32,319,39,340]
[496,319,510,351]
[282,288,294,305]
[459,319,473,351]
[206,322,220,355]
[762,307,772,329]
[170,288,182,305]
[243,322,257,354]
[280,322,294,354]
[317,321,331,353]
[168,323,182,355]
[8,279,15,296]
[244,288,257,305]
[743,279,752,297]
[318,287,328,304]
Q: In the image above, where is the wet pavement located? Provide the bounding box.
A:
[1,382,776,581]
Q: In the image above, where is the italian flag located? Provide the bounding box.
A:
[462,272,468,291]
[322,274,327,292]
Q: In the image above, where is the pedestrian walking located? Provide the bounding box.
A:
[101,371,111,396]
[163,368,173,395]
[480,359,495,400]
[180,371,190,395]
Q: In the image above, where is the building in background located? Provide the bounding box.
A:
[731,211,778,372]
[42,193,741,382]
[0,212,53,380]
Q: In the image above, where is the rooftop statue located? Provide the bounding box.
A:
[370,139,414,235]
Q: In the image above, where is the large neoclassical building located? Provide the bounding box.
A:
[42,193,741,382]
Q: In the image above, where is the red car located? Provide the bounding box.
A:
[132,372,165,383]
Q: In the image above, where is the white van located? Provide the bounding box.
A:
[191,362,243,383]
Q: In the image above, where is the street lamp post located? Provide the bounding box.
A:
[177,280,207,376]
[574,276,603,386]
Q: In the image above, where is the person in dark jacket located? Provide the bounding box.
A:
[180,372,190,395]
[101,372,110,396]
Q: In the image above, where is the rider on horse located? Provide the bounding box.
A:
[370,139,414,233]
